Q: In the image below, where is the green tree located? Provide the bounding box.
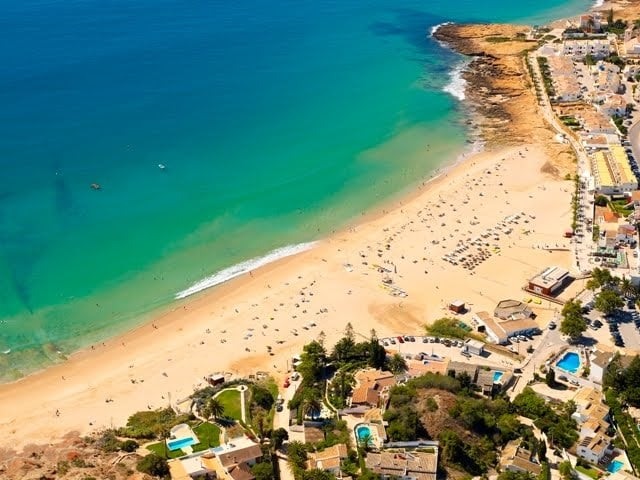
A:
[330,370,355,405]
[358,431,373,451]
[586,267,616,290]
[513,388,550,418]
[607,8,614,25]
[368,331,386,369]
[287,440,308,476]
[497,470,535,480]
[559,460,575,480]
[545,369,556,387]
[252,462,275,480]
[387,353,408,374]
[252,407,268,440]
[202,397,225,420]
[271,427,289,450]
[496,414,523,442]
[560,299,586,340]
[358,469,381,480]
[595,288,624,315]
[298,341,326,385]
[252,385,275,410]
[439,429,464,463]
[301,396,322,419]
[120,439,139,452]
[136,453,169,478]
[302,469,337,480]
[594,195,608,207]
[538,441,547,461]
[620,277,637,299]
[332,336,356,363]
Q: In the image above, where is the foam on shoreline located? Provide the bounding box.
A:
[443,60,469,101]
[429,21,453,45]
[175,242,318,299]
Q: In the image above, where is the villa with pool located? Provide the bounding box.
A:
[570,387,632,472]
[167,434,263,480]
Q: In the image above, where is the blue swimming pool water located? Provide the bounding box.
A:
[556,352,581,374]
[607,460,624,473]
[167,436,196,451]
[356,425,373,442]
[493,371,504,383]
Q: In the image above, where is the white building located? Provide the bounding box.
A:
[563,39,611,58]
[577,434,613,464]
[463,339,485,356]
[589,350,614,385]
[599,94,627,117]
[472,311,539,345]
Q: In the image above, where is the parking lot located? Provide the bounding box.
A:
[583,304,640,350]
[379,335,518,369]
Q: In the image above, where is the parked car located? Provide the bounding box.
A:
[548,322,557,330]
[397,336,404,343]
[422,337,429,343]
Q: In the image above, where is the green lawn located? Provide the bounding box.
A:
[216,389,243,421]
[147,442,184,459]
[576,465,600,479]
[146,422,221,457]
[192,422,221,451]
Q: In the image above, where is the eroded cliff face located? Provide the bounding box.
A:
[434,23,575,176]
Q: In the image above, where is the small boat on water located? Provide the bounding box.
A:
[90,183,101,190]
[158,163,166,170]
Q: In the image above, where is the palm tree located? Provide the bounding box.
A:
[202,397,225,421]
[620,277,637,299]
[358,432,373,452]
[301,397,322,420]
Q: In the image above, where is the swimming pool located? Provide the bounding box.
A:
[607,460,624,473]
[167,436,196,451]
[493,371,504,383]
[356,425,374,445]
[556,352,581,374]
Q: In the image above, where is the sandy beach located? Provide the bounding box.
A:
[0,22,581,452]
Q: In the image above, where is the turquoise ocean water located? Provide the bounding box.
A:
[0,0,590,379]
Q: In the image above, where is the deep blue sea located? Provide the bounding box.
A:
[0,0,591,379]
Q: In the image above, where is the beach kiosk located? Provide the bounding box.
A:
[448,300,466,314]
[206,374,225,386]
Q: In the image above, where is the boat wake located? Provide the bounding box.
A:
[175,242,318,299]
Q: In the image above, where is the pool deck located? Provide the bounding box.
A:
[167,424,199,451]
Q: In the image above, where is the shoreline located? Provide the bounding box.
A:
[0,3,596,454]
[0,133,478,390]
